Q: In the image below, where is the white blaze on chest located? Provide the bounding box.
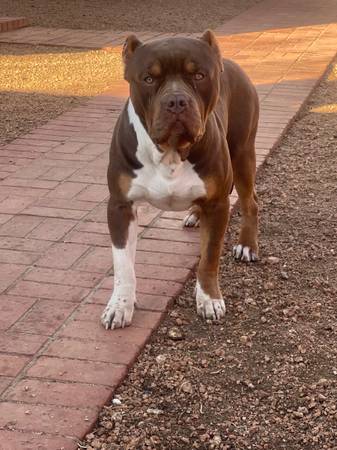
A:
[126,100,206,211]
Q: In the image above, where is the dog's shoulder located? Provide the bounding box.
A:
[109,100,143,172]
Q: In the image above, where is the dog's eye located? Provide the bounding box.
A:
[144,75,154,84]
[193,73,205,81]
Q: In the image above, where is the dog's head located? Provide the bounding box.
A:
[123,30,223,160]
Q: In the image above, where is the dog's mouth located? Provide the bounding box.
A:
[151,119,203,160]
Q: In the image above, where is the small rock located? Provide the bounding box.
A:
[168,327,184,341]
[102,420,113,430]
[181,381,193,394]
[155,354,167,364]
[200,433,209,442]
[261,316,267,323]
[211,434,222,445]
[244,297,256,306]
[199,384,206,393]
[146,408,163,415]
[240,335,249,344]
[298,406,308,415]
[308,399,316,410]
[112,398,122,406]
[281,271,289,280]
[264,281,275,290]
[267,256,280,264]
[91,439,102,449]
[294,356,304,363]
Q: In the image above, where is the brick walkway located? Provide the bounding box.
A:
[0,0,336,448]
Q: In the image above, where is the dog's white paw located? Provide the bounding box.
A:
[183,211,200,228]
[101,293,135,330]
[233,244,258,262]
[197,298,226,320]
[196,281,226,320]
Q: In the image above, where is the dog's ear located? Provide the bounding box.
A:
[200,30,223,72]
[122,34,142,64]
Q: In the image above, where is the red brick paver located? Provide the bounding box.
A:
[0,0,336,447]
[0,17,28,33]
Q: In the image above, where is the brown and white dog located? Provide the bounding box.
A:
[102,30,259,330]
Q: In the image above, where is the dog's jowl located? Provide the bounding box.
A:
[102,30,259,329]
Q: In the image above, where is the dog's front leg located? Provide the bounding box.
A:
[101,199,137,330]
[196,198,230,321]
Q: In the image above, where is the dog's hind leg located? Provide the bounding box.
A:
[195,198,230,320]
[231,137,259,262]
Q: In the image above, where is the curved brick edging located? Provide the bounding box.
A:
[0,17,28,33]
[0,0,337,448]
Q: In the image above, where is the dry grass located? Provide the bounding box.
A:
[0,44,123,97]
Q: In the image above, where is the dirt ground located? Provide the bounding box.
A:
[0,0,260,32]
[81,62,337,450]
[0,43,123,145]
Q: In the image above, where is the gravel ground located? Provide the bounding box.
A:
[82,61,337,450]
[0,43,123,145]
[0,0,260,32]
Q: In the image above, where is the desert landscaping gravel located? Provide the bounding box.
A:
[0,0,260,32]
[81,61,337,450]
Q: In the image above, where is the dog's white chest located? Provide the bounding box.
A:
[126,100,206,211]
[128,159,206,211]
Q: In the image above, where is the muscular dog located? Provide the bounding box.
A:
[102,30,259,329]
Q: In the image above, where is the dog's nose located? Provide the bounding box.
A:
[164,94,188,114]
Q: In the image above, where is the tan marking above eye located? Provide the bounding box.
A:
[149,61,162,77]
[185,61,197,73]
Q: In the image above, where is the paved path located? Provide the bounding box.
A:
[0,0,336,448]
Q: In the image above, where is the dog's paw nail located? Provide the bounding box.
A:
[233,244,243,259]
[197,299,226,321]
[233,244,258,262]
[183,212,199,228]
[102,296,135,330]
